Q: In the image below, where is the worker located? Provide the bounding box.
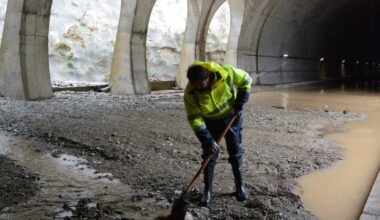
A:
[184,61,252,206]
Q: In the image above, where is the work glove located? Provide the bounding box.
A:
[210,142,220,154]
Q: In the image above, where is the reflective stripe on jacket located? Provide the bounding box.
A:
[184,61,252,134]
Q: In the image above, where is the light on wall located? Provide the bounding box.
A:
[356,61,359,64]
[320,57,324,61]
[282,54,289,58]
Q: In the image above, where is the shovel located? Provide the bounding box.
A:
[157,114,238,220]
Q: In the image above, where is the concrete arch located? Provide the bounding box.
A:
[239,0,346,84]
[1,0,379,99]
[256,0,321,84]
[176,0,227,89]
[146,0,187,82]
[110,0,155,95]
[238,0,380,85]
[0,0,53,100]
[237,0,281,84]
[225,0,244,66]
[199,0,226,61]
[204,1,230,64]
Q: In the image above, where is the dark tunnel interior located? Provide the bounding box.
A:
[315,0,380,81]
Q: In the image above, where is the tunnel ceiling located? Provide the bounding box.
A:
[244,0,380,64]
[314,0,380,63]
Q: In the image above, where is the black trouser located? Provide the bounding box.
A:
[201,112,244,180]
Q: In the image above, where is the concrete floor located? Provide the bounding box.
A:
[361,171,380,220]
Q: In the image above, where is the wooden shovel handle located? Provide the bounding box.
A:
[184,114,238,193]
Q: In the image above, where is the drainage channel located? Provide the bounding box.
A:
[0,132,166,220]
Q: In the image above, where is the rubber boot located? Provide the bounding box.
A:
[200,162,215,206]
[232,163,249,202]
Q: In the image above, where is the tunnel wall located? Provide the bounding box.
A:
[1,0,379,99]
[238,0,320,85]
[237,0,358,85]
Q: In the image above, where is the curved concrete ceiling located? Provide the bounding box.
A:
[239,0,380,83]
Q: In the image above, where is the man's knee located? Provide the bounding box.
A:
[202,146,219,165]
[228,154,242,167]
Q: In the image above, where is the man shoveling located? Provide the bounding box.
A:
[184,61,252,206]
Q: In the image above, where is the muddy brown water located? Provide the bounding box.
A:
[250,84,380,220]
[0,134,166,220]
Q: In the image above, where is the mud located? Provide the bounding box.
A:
[0,155,39,210]
[0,90,364,219]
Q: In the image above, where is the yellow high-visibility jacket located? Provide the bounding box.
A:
[184,61,252,146]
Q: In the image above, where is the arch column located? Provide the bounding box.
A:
[225,0,244,66]
[110,0,155,95]
[198,0,225,61]
[176,0,225,89]
[0,0,53,100]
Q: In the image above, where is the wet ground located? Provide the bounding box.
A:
[0,85,370,219]
[0,155,39,211]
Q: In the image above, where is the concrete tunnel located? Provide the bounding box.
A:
[0,0,379,100]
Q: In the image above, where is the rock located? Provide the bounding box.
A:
[131,192,143,202]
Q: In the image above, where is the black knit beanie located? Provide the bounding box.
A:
[186,65,209,82]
